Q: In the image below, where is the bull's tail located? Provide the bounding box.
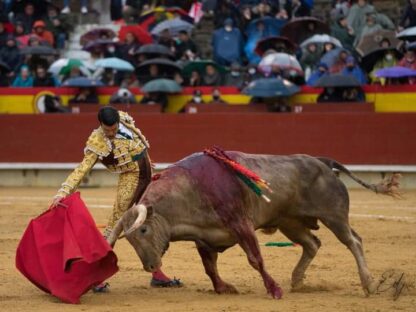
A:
[317,157,402,198]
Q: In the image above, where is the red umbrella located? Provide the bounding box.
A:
[119,25,153,45]
[16,192,118,304]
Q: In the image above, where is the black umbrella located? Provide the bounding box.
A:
[242,78,300,97]
[280,17,329,45]
[360,48,403,72]
[134,44,174,59]
[314,74,361,88]
[0,61,11,73]
[20,46,58,56]
[136,58,182,76]
[255,36,297,56]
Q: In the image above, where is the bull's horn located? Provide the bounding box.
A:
[124,204,147,236]
[107,217,124,247]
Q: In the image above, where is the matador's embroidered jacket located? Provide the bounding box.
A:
[56,111,150,198]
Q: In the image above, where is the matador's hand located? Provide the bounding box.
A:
[51,195,65,209]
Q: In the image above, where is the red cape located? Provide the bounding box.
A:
[16,192,118,304]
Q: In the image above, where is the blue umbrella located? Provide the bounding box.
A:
[141,78,182,93]
[63,77,104,87]
[95,58,135,71]
[242,78,300,97]
[375,66,416,78]
[151,18,194,36]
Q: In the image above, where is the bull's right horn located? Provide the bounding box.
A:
[123,204,147,236]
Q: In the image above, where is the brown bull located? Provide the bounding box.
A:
[108,152,400,299]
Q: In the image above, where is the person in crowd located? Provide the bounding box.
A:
[286,0,311,18]
[118,31,140,64]
[186,89,205,104]
[369,49,398,84]
[13,21,26,41]
[157,29,176,54]
[317,87,344,102]
[354,12,383,46]
[175,30,198,61]
[100,68,117,86]
[188,70,202,86]
[33,66,59,87]
[0,35,21,75]
[307,62,329,86]
[120,71,140,88]
[140,91,169,112]
[239,5,254,34]
[32,20,54,47]
[0,20,9,47]
[122,0,143,23]
[208,88,228,104]
[398,49,416,69]
[61,0,89,14]
[330,49,349,73]
[346,0,375,40]
[202,64,223,86]
[212,18,244,66]
[44,5,71,50]
[12,65,33,87]
[331,13,355,52]
[243,64,262,87]
[14,2,36,33]
[300,43,322,75]
[110,88,137,104]
[342,87,366,102]
[69,87,99,104]
[330,0,350,22]
[341,56,366,84]
[213,1,239,29]
[399,0,416,30]
[224,62,245,89]
[173,72,184,86]
[43,94,70,113]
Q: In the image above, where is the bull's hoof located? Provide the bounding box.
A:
[291,280,305,291]
[215,282,239,295]
[268,284,283,299]
[363,279,378,296]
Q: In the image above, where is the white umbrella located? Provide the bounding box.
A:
[300,34,342,49]
[48,58,93,77]
[259,52,303,75]
[397,26,416,40]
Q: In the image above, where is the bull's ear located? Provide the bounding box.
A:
[147,205,153,218]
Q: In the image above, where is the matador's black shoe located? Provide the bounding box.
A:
[150,277,183,288]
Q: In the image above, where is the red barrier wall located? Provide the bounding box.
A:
[1,113,416,165]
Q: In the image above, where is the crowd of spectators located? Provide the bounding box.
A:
[1,0,416,107]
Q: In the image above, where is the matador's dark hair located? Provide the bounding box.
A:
[98,106,120,126]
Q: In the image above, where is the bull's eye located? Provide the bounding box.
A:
[140,226,147,234]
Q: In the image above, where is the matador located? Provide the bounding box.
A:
[52,106,181,289]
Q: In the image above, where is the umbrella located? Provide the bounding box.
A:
[20,45,58,56]
[255,36,297,56]
[150,17,194,36]
[300,34,342,49]
[360,48,403,72]
[182,60,227,76]
[134,43,174,59]
[48,59,93,77]
[95,58,135,71]
[63,77,104,87]
[242,78,300,97]
[320,47,349,67]
[356,30,399,56]
[375,66,416,78]
[281,17,330,44]
[259,52,303,74]
[15,192,118,304]
[141,78,182,93]
[139,6,193,30]
[136,58,182,76]
[0,61,11,73]
[314,74,361,87]
[397,26,416,42]
[119,25,153,45]
[82,39,118,52]
[80,28,117,46]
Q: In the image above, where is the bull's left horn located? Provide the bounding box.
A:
[124,204,148,236]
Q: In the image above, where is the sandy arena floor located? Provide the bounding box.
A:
[0,187,415,312]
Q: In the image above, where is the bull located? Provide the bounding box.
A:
[108,151,400,299]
